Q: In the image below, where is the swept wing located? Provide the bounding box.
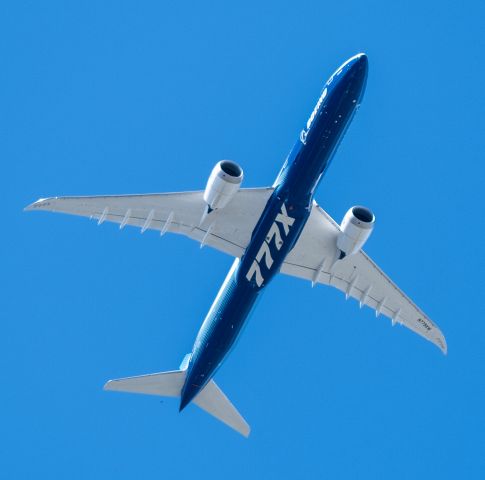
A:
[282,202,447,353]
[25,188,273,257]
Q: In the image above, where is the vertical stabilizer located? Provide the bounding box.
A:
[179,353,191,371]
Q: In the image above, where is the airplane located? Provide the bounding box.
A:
[26,53,446,437]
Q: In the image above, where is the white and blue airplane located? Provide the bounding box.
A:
[26,54,446,437]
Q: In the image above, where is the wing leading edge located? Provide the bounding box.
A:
[281,202,447,354]
[25,188,274,257]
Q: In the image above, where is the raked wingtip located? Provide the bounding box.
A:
[23,201,38,212]
[24,198,52,211]
[103,380,114,391]
[437,333,448,355]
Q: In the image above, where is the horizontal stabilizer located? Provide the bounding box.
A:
[104,370,186,397]
[194,380,250,438]
[104,369,250,437]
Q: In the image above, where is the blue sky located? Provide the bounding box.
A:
[2,1,485,478]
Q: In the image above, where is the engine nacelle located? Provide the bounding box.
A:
[204,160,243,211]
[337,206,375,258]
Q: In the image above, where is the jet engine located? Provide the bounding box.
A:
[337,206,375,258]
[204,160,243,211]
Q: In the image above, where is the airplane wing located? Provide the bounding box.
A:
[281,202,447,353]
[25,188,274,257]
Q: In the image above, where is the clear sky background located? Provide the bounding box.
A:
[2,1,485,478]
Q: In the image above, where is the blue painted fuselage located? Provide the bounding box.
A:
[180,54,368,410]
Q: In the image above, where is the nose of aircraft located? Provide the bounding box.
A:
[355,52,368,63]
[343,53,368,97]
[348,52,368,76]
[329,53,368,91]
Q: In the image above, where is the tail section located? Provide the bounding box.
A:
[103,361,250,437]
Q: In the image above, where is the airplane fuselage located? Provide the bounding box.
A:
[180,54,369,410]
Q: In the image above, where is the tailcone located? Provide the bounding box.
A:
[179,395,191,412]
[179,383,200,412]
